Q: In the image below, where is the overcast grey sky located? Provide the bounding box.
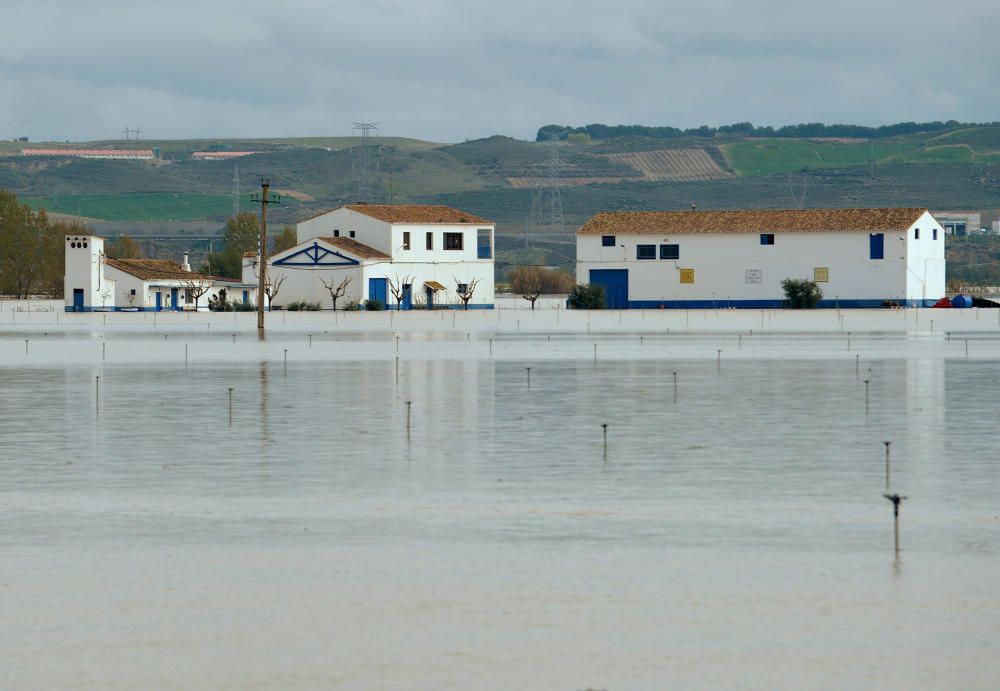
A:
[1,0,997,143]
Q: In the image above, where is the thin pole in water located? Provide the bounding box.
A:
[406,400,412,438]
[233,334,236,344]
[883,492,907,558]
[489,338,493,356]
[847,332,851,351]
[309,334,312,348]
[602,423,608,462]
[640,335,643,346]
[24,339,28,355]
[228,387,233,424]
[396,336,400,353]
[593,343,597,366]
[95,376,100,415]
[884,441,891,492]
[717,349,722,369]
[856,354,860,376]
[965,339,969,358]
[864,379,870,414]
[525,366,531,389]
[673,371,678,403]
[395,356,399,386]
[103,342,106,361]
[738,334,742,349]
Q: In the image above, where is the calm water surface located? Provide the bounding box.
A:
[1,312,999,689]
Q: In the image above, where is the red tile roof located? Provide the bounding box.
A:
[301,204,491,225]
[577,208,928,235]
[105,258,208,281]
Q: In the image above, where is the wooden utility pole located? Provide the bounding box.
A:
[250,179,281,334]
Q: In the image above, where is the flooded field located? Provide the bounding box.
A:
[2,307,999,689]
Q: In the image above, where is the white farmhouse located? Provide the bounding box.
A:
[65,234,257,311]
[247,204,495,309]
[575,208,945,308]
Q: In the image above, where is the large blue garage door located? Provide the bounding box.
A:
[589,269,629,309]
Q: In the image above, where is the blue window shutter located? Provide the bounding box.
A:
[870,233,884,260]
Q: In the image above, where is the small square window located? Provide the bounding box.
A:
[602,235,616,247]
[760,233,775,245]
[457,283,468,294]
[660,244,679,260]
[130,289,136,295]
[349,230,356,238]
[444,232,464,250]
[637,244,656,260]
[333,229,340,237]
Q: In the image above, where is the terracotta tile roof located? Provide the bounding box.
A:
[318,236,391,259]
[344,204,491,225]
[577,208,928,235]
[104,258,209,281]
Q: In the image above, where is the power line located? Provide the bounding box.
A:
[352,122,379,201]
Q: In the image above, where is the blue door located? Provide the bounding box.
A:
[368,278,387,306]
[155,292,162,311]
[425,286,434,309]
[171,288,179,310]
[401,285,412,310]
[242,290,249,305]
[73,289,84,311]
[589,269,629,309]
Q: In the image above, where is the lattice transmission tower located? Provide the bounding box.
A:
[352,122,379,201]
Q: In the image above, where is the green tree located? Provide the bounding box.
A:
[567,283,605,309]
[271,226,298,255]
[781,278,823,308]
[202,247,243,279]
[0,189,67,298]
[223,212,260,255]
[106,233,142,259]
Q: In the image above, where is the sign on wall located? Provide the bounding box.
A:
[745,269,762,284]
[679,268,695,284]
[814,267,829,283]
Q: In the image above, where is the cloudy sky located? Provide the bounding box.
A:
[1,0,997,143]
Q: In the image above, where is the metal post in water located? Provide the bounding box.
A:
[406,400,412,438]
[103,342,106,361]
[883,492,907,558]
[673,371,678,403]
[96,376,100,414]
[717,349,722,369]
[228,387,233,424]
[526,366,531,389]
[233,334,236,344]
[395,356,399,386]
[856,354,860,376]
[593,343,597,365]
[847,332,851,351]
[184,344,188,368]
[24,339,28,355]
[396,335,400,353]
[965,339,969,358]
[283,349,288,375]
[738,334,742,349]
[489,338,493,356]
[864,379,870,413]
[602,423,608,461]
[309,334,312,348]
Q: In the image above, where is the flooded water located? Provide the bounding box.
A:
[2,308,999,689]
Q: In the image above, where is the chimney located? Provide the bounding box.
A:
[182,251,191,272]
[691,202,697,211]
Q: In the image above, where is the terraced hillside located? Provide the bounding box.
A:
[606,148,733,181]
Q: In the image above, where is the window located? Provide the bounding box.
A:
[660,244,679,260]
[602,235,616,247]
[760,233,775,245]
[349,230,356,238]
[457,283,468,294]
[870,233,884,260]
[426,232,433,250]
[933,228,938,240]
[402,231,411,250]
[130,289,136,295]
[333,229,340,237]
[477,229,492,259]
[914,228,920,240]
[637,244,656,260]
[444,232,464,250]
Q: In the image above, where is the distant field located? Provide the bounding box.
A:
[23,192,275,222]
[722,139,911,176]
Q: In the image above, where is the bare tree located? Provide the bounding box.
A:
[512,267,543,310]
[454,276,481,310]
[182,279,213,311]
[319,274,352,310]
[387,274,415,311]
[99,287,112,309]
[252,265,286,310]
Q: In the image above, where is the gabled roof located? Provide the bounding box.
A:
[317,236,390,259]
[301,204,491,225]
[577,208,929,235]
[104,258,208,281]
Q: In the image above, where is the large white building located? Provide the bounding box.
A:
[247,204,495,309]
[575,208,945,308]
[64,234,257,311]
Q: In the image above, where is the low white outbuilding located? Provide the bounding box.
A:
[575,207,945,308]
[64,234,257,311]
[247,204,495,309]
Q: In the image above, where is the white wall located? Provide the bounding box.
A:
[296,208,391,251]
[63,235,104,308]
[905,211,947,304]
[576,229,933,306]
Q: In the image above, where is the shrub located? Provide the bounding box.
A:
[363,298,384,311]
[343,300,361,311]
[567,283,605,309]
[781,278,823,308]
[287,300,321,311]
